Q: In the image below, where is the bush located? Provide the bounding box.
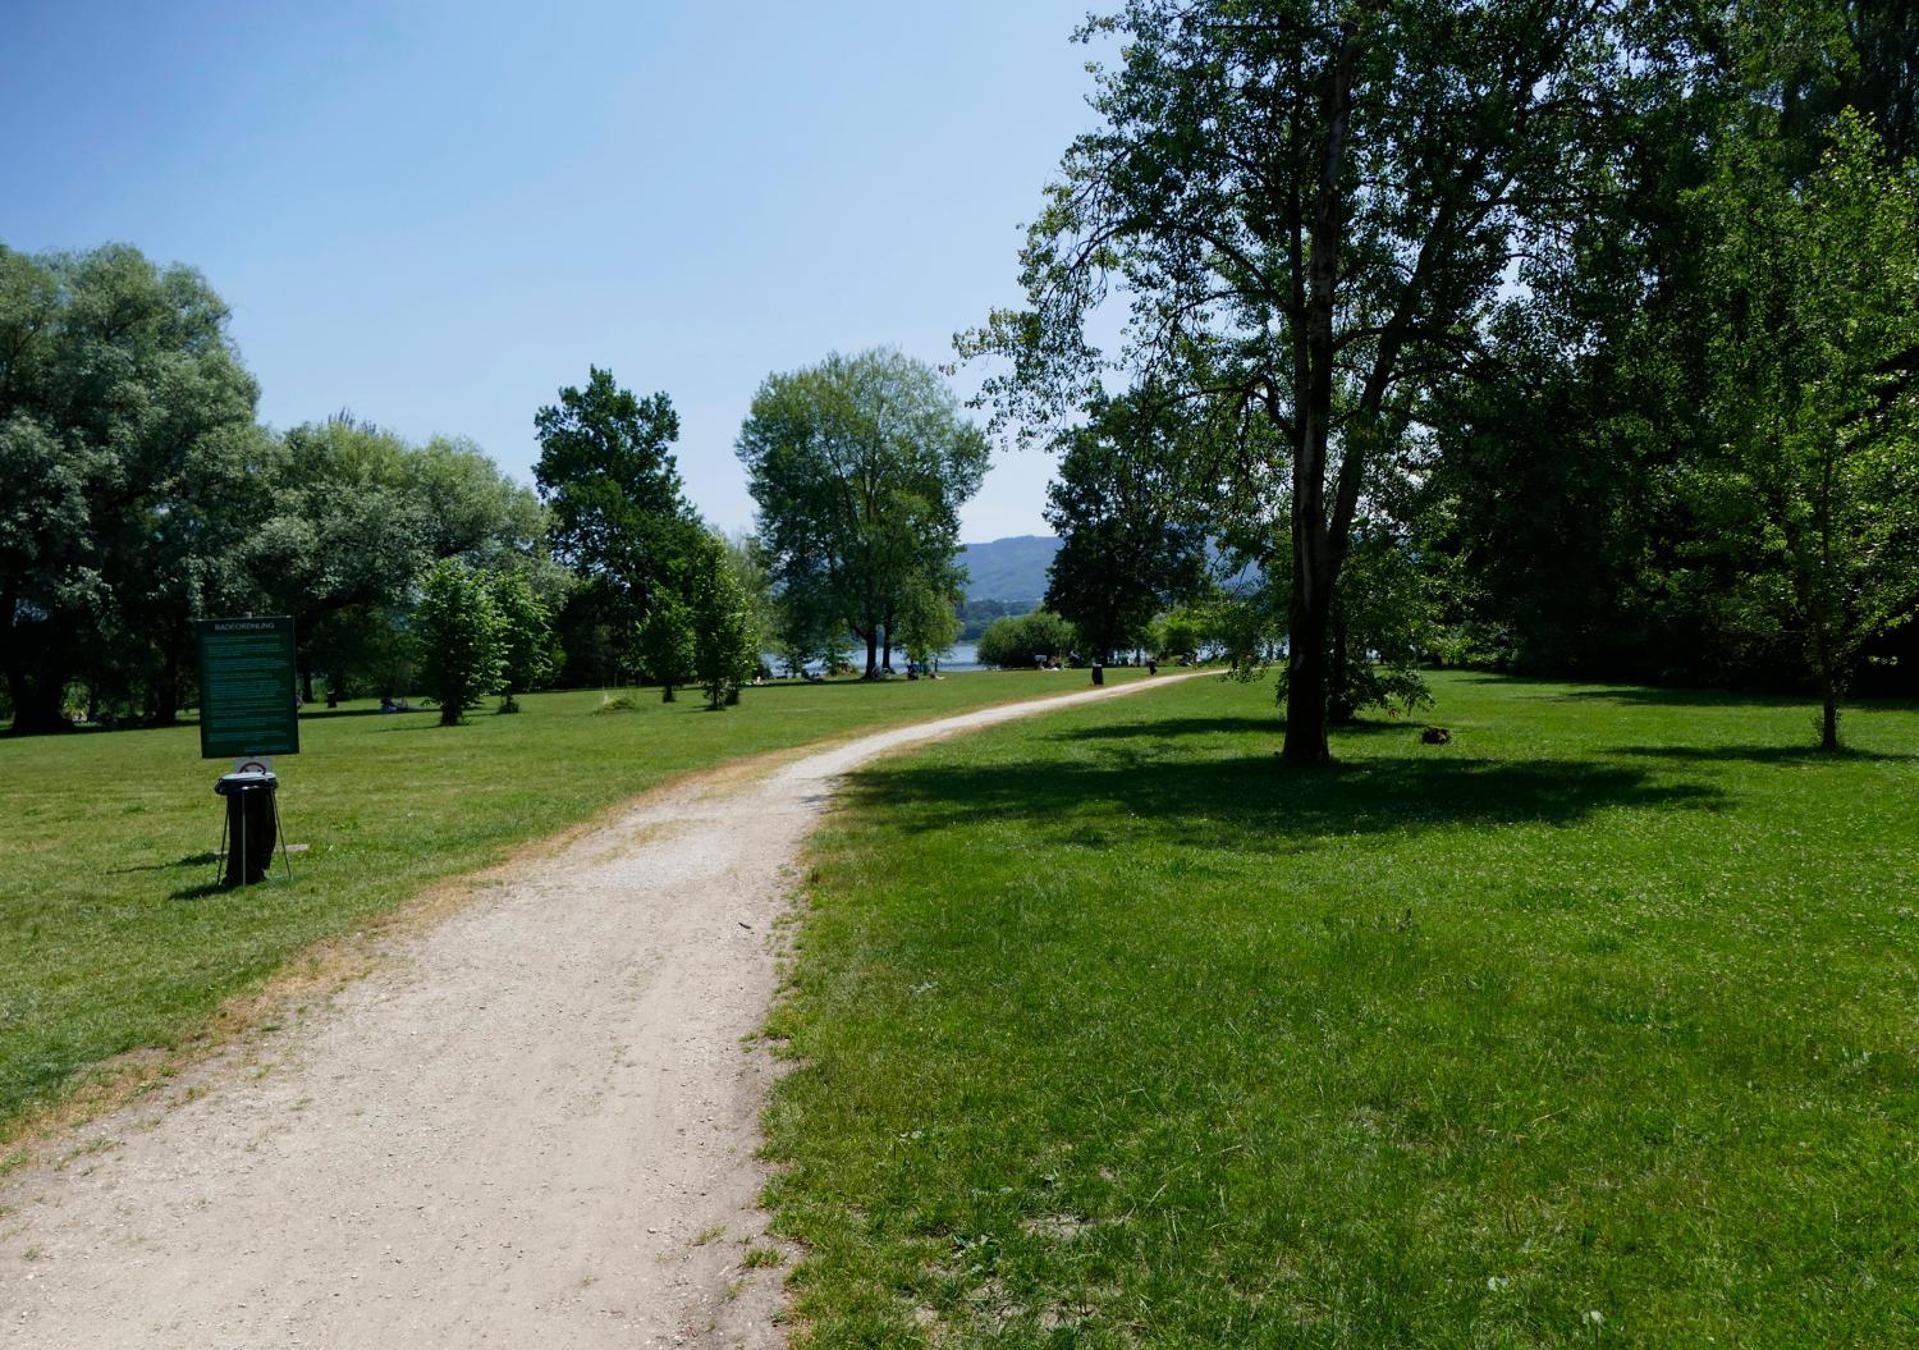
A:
[977,610,1079,668]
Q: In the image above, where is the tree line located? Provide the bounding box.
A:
[0,241,988,730]
[967,0,1919,754]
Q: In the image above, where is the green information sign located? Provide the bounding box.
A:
[195,616,300,759]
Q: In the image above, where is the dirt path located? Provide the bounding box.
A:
[1,672,1201,1348]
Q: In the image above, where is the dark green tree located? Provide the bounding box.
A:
[1,244,262,730]
[963,0,1623,761]
[534,367,693,652]
[1043,388,1210,663]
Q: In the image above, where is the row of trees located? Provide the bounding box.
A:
[0,241,777,730]
[968,0,1919,755]
[0,243,570,731]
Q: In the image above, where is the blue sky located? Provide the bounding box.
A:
[1,1,1110,540]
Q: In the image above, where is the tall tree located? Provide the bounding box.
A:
[1692,110,1919,748]
[737,349,989,678]
[1,244,261,730]
[534,367,693,648]
[962,0,1620,761]
[1043,387,1211,663]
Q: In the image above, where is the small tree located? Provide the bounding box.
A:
[638,588,695,703]
[897,574,962,674]
[414,559,505,725]
[1695,112,1919,748]
[491,569,557,713]
[688,536,757,710]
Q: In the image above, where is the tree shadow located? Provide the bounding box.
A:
[1551,686,1812,710]
[1054,715,1417,743]
[1610,743,1917,766]
[846,747,1725,855]
[296,706,432,721]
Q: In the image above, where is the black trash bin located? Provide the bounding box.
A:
[1091,662,1104,686]
[215,770,280,886]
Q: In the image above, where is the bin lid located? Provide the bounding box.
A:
[215,770,278,795]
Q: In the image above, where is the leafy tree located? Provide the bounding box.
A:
[1154,603,1219,666]
[413,559,505,726]
[718,532,776,676]
[976,610,1078,669]
[491,568,558,713]
[896,569,964,674]
[686,534,757,710]
[1043,387,1211,662]
[1692,111,1919,748]
[963,0,1623,761]
[534,367,692,643]
[638,588,695,703]
[737,349,989,678]
[1,243,262,730]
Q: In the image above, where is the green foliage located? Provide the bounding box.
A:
[763,672,1919,1344]
[490,568,558,712]
[1690,110,1919,746]
[737,348,988,677]
[637,588,695,702]
[976,609,1078,669]
[412,559,505,726]
[686,534,757,710]
[962,0,1625,760]
[895,571,963,671]
[0,243,261,730]
[1043,385,1211,662]
[1155,599,1223,665]
[534,366,692,633]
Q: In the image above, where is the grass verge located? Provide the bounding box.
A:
[762,671,1919,1345]
[0,670,1144,1140]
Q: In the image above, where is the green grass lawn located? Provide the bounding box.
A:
[0,670,1146,1138]
[762,671,1919,1346]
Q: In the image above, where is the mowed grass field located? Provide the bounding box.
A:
[0,670,1148,1140]
[763,671,1919,1346]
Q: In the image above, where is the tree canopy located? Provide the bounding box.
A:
[737,349,988,677]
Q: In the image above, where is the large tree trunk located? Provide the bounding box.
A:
[149,650,181,727]
[862,630,879,679]
[881,622,894,674]
[1282,581,1332,763]
[3,613,75,735]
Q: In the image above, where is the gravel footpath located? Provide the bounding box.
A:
[0,672,1201,1348]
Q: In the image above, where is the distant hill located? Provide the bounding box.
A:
[956,534,1060,603]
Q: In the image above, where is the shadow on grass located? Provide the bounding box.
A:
[296,706,433,722]
[1054,715,1416,743]
[847,745,1725,852]
[1611,743,1917,765]
[108,851,221,875]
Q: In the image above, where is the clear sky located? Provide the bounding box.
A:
[1,1,1110,541]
